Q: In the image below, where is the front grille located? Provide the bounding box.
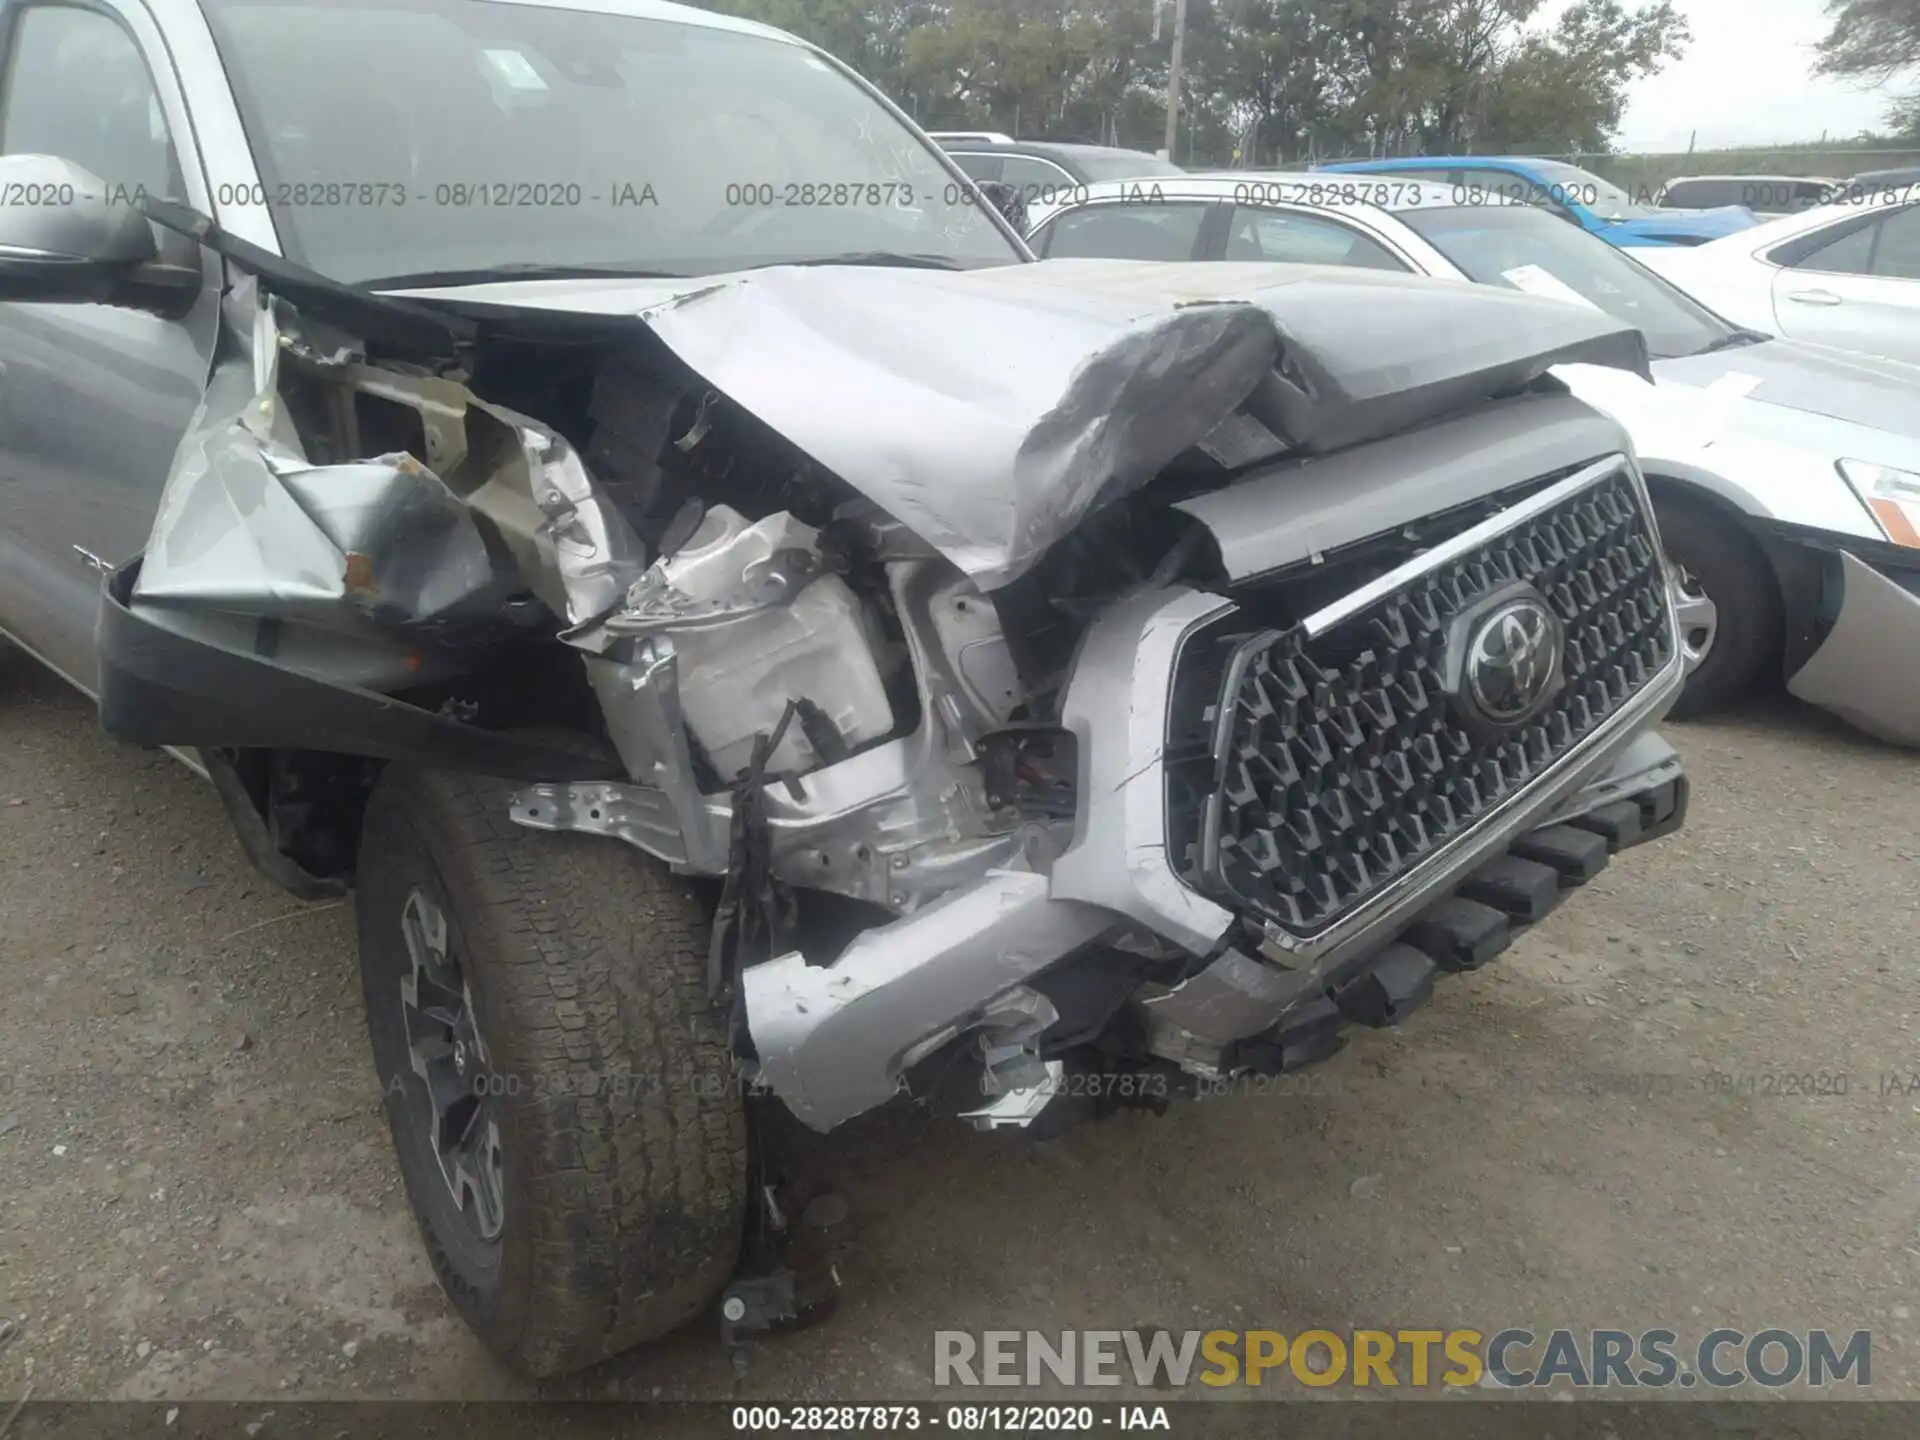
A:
[1165,464,1673,936]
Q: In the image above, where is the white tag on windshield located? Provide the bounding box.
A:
[1501,264,1601,310]
[1705,371,1763,399]
[482,49,549,91]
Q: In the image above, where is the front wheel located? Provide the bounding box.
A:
[355,764,746,1377]
[1656,498,1781,719]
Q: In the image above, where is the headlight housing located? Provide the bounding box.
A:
[1838,460,1920,548]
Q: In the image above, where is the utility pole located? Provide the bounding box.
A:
[1162,0,1187,160]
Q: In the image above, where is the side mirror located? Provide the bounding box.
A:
[975,179,1029,233]
[0,154,190,309]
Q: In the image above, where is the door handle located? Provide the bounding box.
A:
[1784,288,1841,306]
[72,545,112,574]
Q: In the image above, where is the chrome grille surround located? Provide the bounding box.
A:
[1165,455,1678,940]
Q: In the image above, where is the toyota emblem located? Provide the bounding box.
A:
[1463,597,1565,727]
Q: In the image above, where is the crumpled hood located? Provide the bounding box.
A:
[1605,206,1759,245]
[1652,339,1920,447]
[402,258,1649,589]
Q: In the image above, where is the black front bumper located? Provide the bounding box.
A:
[1231,769,1688,1074]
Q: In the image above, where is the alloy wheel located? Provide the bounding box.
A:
[399,887,506,1242]
[1671,560,1719,669]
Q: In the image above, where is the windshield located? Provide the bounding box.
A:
[1399,205,1739,359]
[1524,160,1653,220]
[199,0,1024,285]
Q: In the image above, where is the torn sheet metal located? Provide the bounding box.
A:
[459,408,650,634]
[137,287,507,632]
[140,431,506,630]
[632,262,1280,590]
[618,259,1651,589]
[743,869,1111,1131]
[1787,550,1920,748]
[133,287,648,646]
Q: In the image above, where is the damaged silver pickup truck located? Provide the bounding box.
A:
[0,0,1687,1379]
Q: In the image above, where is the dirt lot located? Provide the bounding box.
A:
[1,641,1917,1404]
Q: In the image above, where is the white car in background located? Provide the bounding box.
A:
[1632,187,1920,367]
[1025,177,1920,746]
[1653,175,1842,218]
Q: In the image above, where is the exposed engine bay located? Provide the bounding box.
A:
[95,212,1685,1134]
[167,285,1085,910]
[117,278,1211,927]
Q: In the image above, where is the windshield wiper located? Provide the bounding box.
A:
[778,251,965,271]
[358,261,685,290]
[1694,328,1769,355]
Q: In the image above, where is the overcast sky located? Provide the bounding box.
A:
[1542,0,1909,152]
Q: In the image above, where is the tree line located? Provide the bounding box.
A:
[1816,0,1920,139]
[701,0,1920,168]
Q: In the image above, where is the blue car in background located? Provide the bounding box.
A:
[1313,155,1761,247]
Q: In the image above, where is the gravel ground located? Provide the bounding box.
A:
[2,641,1917,1404]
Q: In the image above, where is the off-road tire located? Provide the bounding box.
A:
[1658,498,1781,720]
[355,763,746,1377]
